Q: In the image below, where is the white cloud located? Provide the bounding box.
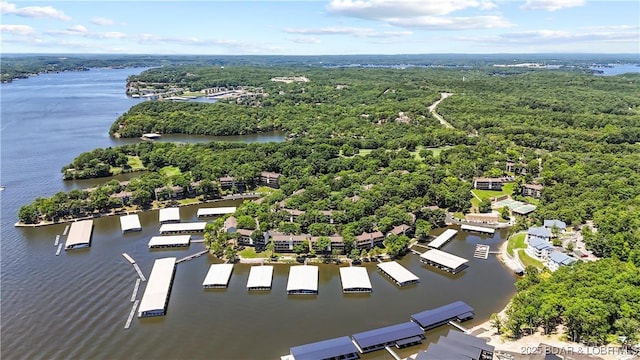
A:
[521,0,585,11]
[67,25,88,33]
[283,26,412,38]
[0,1,71,21]
[0,24,35,35]
[457,26,640,45]
[46,27,126,40]
[288,37,321,44]
[325,0,510,30]
[91,17,114,26]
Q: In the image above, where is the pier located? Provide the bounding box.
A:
[124,300,139,329]
[122,253,135,264]
[474,244,490,259]
[55,243,62,256]
[122,253,146,281]
[448,320,470,333]
[54,235,60,246]
[385,346,402,360]
[176,249,208,264]
[63,224,70,236]
[131,278,141,302]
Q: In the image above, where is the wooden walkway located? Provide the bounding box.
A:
[176,250,208,264]
[448,320,470,333]
[191,239,205,243]
[55,243,63,256]
[63,225,70,236]
[130,278,141,302]
[54,235,60,247]
[122,253,146,281]
[384,346,402,360]
[122,253,135,264]
[124,300,139,329]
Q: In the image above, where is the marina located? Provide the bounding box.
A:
[410,301,474,331]
[419,249,469,274]
[339,266,373,293]
[376,261,419,286]
[461,224,495,234]
[196,206,237,218]
[64,220,94,250]
[137,257,177,318]
[159,222,207,234]
[202,263,234,289]
[352,322,425,353]
[427,229,458,249]
[119,214,142,233]
[158,207,181,224]
[246,265,274,290]
[286,265,319,294]
[148,235,191,249]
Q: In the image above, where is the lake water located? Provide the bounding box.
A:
[590,63,640,76]
[0,68,516,359]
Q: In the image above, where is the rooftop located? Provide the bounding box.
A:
[544,219,567,230]
[202,264,234,288]
[159,222,207,233]
[246,265,274,290]
[549,250,577,265]
[528,226,551,238]
[352,321,424,350]
[377,261,419,285]
[420,249,469,270]
[148,235,191,248]
[339,267,372,293]
[528,236,553,250]
[65,219,93,249]
[286,265,319,294]
[410,301,474,329]
[159,207,180,223]
[289,336,358,360]
[428,229,458,249]
[138,257,176,317]
[120,214,142,232]
[197,206,237,217]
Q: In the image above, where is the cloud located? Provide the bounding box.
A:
[46,27,126,39]
[288,37,321,44]
[91,17,114,26]
[67,25,88,33]
[0,1,70,21]
[457,26,640,45]
[521,0,585,11]
[325,0,510,30]
[0,24,36,35]
[283,26,412,38]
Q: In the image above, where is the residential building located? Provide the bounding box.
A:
[547,250,577,272]
[269,232,309,253]
[355,231,385,249]
[309,236,344,253]
[224,216,237,233]
[526,236,554,260]
[473,177,504,191]
[544,219,567,234]
[259,171,281,188]
[388,224,411,236]
[527,226,552,242]
[522,183,544,199]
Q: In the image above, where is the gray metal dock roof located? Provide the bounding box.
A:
[410,301,474,329]
[65,220,93,249]
[286,265,319,294]
[352,321,424,352]
[289,336,359,360]
[428,229,458,249]
[339,267,372,293]
[137,257,176,317]
[202,264,234,288]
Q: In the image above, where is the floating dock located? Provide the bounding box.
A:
[159,222,206,234]
[159,207,180,224]
[339,266,372,293]
[196,206,237,218]
[202,264,234,289]
[122,253,135,264]
[63,224,70,236]
[176,249,208,264]
[428,229,458,249]
[461,224,495,234]
[410,301,474,331]
[286,265,319,294]
[65,220,93,250]
[55,243,63,256]
[420,249,469,274]
[148,235,191,249]
[54,235,60,246]
[131,278,141,302]
[474,244,490,259]
[288,336,359,360]
[247,265,274,291]
[137,257,177,318]
[120,214,142,233]
[352,321,425,353]
[377,261,419,287]
[124,300,139,329]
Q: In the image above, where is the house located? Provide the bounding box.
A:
[473,177,503,191]
[269,232,309,253]
[527,226,552,242]
[526,236,554,260]
[544,219,567,234]
[309,236,344,253]
[259,171,281,188]
[236,229,268,247]
[110,191,132,205]
[219,176,235,189]
[355,231,385,249]
[388,224,411,237]
[547,250,577,272]
[522,183,544,199]
[224,216,237,233]
[154,185,185,200]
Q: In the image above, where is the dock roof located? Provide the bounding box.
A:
[202,264,234,288]
[377,261,419,285]
[120,214,142,232]
[148,235,191,248]
[159,222,207,233]
[197,206,236,217]
[290,336,358,360]
[460,224,495,234]
[138,257,176,317]
[420,249,469,271]
[352,321,424,350]
[428,229,458,249]
[339,267,372,292]
[246,265,274,290]
[65,219,93,249]
[159,207,180,223]
[286,265,319,294]
[410,301,474,329]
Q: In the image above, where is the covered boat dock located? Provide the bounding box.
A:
[410,301,474,330]
[65,219,94,250]
[286,265,319,294]
[377,261,419,286]
[148,235,191,249]
[159,222,206,234]
[159,207,180,224]
[352,321,425,353]
[202,263,234,289]
[196,206,237,218]
[339,267,372,293]
[419,249,469,274]
[120,214,142,233]
[461,224,495,234]
[246,265,274,291]
[427,229,458,249]
[137,257,177,317]
[288,336,359,360]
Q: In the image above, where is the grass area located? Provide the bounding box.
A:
[255,186,275,195]
[471,196,481,209]
[127,155,145,170]
[471,182,515,200]
[422,145,453,158]
[177,198,201,205]
[159,165,182,177]
[507,232,527,257]
[453,212,465,220]
[518,249,545,269]
[239,247,269,259]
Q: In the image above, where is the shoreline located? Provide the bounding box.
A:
[14,193,260,228]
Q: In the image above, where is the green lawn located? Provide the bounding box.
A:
[507,232,526,257]
[518,249,545,269]
[177,198,201,205]
[160,165,182,177]
[472,182,515,200]
[239,247,269,259]
[255,186,275,195]
[127,155,145,170]
[422,145,453,158]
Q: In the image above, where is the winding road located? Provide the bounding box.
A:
[428,92,454,129]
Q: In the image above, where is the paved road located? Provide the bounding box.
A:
[428,92,454,129]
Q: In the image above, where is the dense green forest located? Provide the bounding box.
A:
[16,62,640,345]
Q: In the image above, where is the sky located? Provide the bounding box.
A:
[0,0,638,55]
